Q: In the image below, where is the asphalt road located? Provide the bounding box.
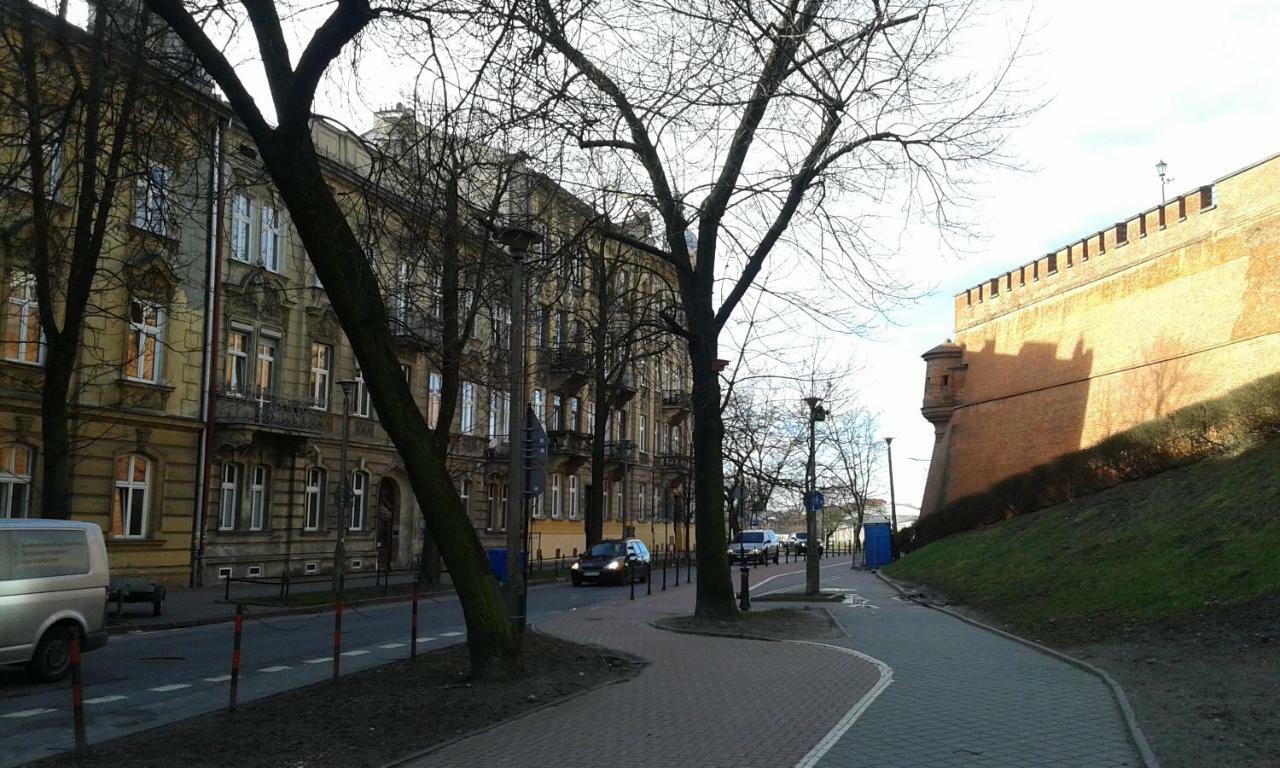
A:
[0,564,711,767]
[0,556,835,767]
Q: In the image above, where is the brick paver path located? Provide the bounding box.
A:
[399,573,883,768]
[813,568,1143,767]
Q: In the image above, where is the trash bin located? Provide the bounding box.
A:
[486,548,528,584]
[862,520,892,570]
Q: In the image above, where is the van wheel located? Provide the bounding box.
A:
[29,626,76,682]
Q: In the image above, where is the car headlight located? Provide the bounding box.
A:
[604,559,624,571]
[571,561,580,571]
[751,548,761,555]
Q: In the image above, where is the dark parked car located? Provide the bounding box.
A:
[571,538,652,586]
[727,529,780,565]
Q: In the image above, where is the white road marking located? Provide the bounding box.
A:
[341,649,370,657]
[415,637,436,644]
[302,657,330,664]
[791,641,893,768]
[2,708,55,719]
[83,695,128,705]
[378,642,405,649]
[203,675,232,682]
[259,665,291,672]
[439,631,463,637]
[149,683,192,692]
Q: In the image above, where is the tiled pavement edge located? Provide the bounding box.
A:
[395,581,884,768]
[813,568,1145,767]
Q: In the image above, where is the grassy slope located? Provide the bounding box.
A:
[887,438,1280,645]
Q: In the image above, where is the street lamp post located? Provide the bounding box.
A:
[332,379,357,599]
[803,396,826,595]
[1157,159,1173,205]
[498,225,541,637]
[884,436,899,561]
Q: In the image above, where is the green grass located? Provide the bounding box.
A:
[887,438,1280,645]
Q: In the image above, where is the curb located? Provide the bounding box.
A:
[376,633,647,768]
[875,571,1160,768]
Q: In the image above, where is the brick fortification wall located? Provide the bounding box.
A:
[919,153,1280,517]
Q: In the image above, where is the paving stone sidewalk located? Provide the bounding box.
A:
[397,579,883,768]
[813,569,1144,767]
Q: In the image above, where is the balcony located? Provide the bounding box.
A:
[389,309,442,351]
[548,429,591,472]
[657,452,691,473]
[605,439,637,466]
[661,390,692,424]
[485,440,510,463]
[548,344,591,391]
[609,371,638,408]
[215,389,327,439]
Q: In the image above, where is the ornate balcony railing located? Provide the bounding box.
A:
[662,390,692,410]
[657,452,691,472]
[215,389,326,436]
[605,439,637,464]
[548,429,591,456]
[549,345,590,375]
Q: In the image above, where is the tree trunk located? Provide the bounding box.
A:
[261,131,521,678]
[687,315,736,620]
[38,342,76,520]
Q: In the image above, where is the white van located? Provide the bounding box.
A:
[0,520,110,681]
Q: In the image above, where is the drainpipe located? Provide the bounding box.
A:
[191,115,229,587]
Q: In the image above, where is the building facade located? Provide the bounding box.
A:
[920,152,1280,517]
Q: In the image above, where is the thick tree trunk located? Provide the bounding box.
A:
[261,132,521,678]
[38,344,75,520]
[687,314,736,620]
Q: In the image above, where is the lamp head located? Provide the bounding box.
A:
[883,436,894,446]
[497,225,542,254]
[337,379,358,398]
[1156,159,1167,179]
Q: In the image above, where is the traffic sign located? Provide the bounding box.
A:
[524,406,547,497]
[805,491,825,512]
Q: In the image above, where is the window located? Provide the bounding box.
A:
[260,205,282,271]
[427,373,442,428]
[230,194,252,262]
[247,565,263,578]
[489,390,510,442]
[569,397,580,431]
[304,467,325,531]
[533,389,545,424]
[639,414,647,453]
[350,471,368,530]
[125,300,165,383]
[304,561,319,574]
[550,474,562,519]
[401,364,412,387]
[354,365,371,418]
[488,482,502,530]
[0,445,33,518]
[613,481,622,522]
[218,462,240,530]
[255,336,276,396]
[587,402,596,435]
[531,483,543,519]
[135,165,172,236]
[224,330,248,394]
[249,465,268,531]
[568,475,579,520]
[4,270,44,364]
[550,395,562,430]
[113,455,151,538]
[493,306,510,350]
[459,478,471,517]
[461,382,477,434]
[638,483,647,521]
[310,343,332,409]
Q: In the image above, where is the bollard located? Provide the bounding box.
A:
[229,603,243,712]
[70,634,86,752]
[629,557,636,601]
[662,547,668,591]
[647,558,652,596]
[738,563,750,611]
[410,582,420,659]
[332,600,343,684]
[673,549,680,587]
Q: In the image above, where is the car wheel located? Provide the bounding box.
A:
[29,626,76,682]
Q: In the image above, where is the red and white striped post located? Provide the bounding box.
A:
[410,583,420,659]
[331,600,343,684]
[70,635,86,752]
[229,603,243,712]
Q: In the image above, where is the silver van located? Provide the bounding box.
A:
[0,520,110,681]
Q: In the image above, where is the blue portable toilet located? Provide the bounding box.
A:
[862,517,892,570]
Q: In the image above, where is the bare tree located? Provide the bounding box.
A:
[826,405,881,552]
[498,0,1028,618]
[141,0,525,676]
[0,0,211,520]
[722,387,803,536]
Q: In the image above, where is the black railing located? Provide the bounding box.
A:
[216,389,326,435]
[605,439,637,463]
[657,452,691,471]
[548,429,590,455]
[550,344,590,374]
[662,390,692,409]
[389,309,443,344]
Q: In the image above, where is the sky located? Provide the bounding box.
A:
[847,0,1280,509]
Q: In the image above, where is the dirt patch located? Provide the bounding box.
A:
[27,633,643,768]
[657,607,844,640]
[1065,596,1280,768]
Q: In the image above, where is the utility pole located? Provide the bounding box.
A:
[885,436,899,561]
[332,380,356,598]
[803,396,826,595]
[499,226,540,637]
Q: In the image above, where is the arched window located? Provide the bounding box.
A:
[304,467,325,531]
[113,455,150,538]
[1,445,34,518]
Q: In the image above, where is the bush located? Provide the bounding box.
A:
[916,372,1280,546]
